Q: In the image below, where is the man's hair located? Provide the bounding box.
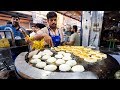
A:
[46,11,57,19]
[73,25,77,32]
[35,23,46,29]
[11,14,20,19]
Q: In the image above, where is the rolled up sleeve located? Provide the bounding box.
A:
[70,34,75,42]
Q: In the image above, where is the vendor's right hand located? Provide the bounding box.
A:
[62,42,67,46]
[25,37,33,45]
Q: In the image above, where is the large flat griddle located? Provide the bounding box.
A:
[15,50,120,79]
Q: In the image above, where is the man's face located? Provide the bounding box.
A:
[11,17,20,24]
[47,17,57,29]
[34,27,40,32]
[32,26,36,32]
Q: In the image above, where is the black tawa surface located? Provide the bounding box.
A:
[26,50,120,79]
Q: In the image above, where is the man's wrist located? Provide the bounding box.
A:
[65,42,68,45]
[29,36,34,41]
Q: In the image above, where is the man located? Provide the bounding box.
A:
[64,25,80,46]
[11,15,30,39]
[65,25,72,36]
[24,23,53,47]
[64,25,72,42]
[25,23,53,47]
[0,15,27,39]
[37,11,64,47]
[25,12,65,47]
[0,21,12,31]
[30,23,46,37]
[34,23,46,33]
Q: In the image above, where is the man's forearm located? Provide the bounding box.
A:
[66,42,71,45]
[66,41,74,46]
[33,33,46,40]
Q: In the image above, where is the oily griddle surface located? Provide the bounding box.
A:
[85,55,120,79]
[25,50,120,79]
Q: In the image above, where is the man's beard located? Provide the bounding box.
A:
[50,24,57,29]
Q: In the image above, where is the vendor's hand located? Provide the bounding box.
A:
[43,34,54,47]
[25,36,30,43]
[62,42,67,46]
[25,37,33,45]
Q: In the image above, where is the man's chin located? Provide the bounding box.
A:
[50,26,56,29]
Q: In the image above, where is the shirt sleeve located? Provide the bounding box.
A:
[37,27,48,35]
[70,34,75,42]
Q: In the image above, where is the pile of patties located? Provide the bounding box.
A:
[29,49,85,72]
[53,46,107,63]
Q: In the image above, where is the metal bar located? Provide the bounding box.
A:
[80,13,82,45]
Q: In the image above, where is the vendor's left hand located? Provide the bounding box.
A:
[43,34,54,47]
